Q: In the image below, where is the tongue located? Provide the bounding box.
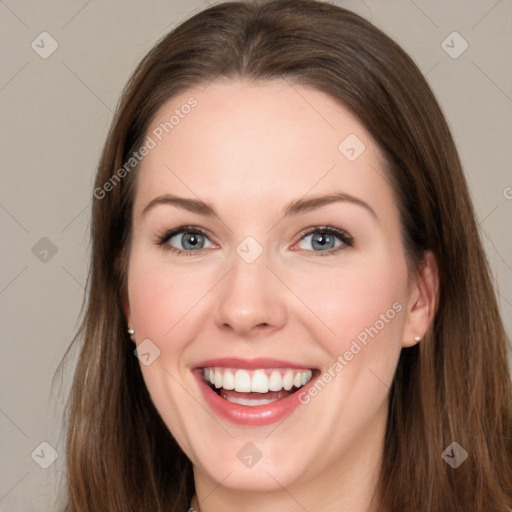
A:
[220,389,293,401]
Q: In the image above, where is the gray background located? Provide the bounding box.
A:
[1,0,511,510]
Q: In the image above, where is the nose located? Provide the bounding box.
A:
[214,249,287,339]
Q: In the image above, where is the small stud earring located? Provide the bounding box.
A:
[414,336,421,342]
[127,328,135,335]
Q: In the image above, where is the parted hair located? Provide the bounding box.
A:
[59,1,512,511]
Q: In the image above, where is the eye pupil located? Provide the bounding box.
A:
[312,233,334,250]
[182,232,204,250]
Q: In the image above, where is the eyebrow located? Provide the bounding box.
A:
[141,192,377,220]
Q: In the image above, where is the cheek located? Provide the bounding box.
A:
[127,237,409,363]
[127,251,211,340]
[288,253,408,358]
[290,259,407,428]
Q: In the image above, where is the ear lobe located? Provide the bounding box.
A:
[402,250,440,347]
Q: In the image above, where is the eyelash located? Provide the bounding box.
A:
[154,225,355,257]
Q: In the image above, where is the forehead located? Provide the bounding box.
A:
[133,79,396,222]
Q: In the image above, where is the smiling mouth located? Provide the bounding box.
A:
[202,367,315,406]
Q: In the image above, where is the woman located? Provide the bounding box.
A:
[60,1,512,511]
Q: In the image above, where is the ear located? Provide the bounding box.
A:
[402,250,439,348]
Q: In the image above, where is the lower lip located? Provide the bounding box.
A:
[194,370,317,426]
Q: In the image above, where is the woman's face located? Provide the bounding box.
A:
[125,79,425,503]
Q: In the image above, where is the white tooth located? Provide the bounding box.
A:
[269,370,283,392]
[305,369,312,383]
[209,368,215,385]
[234,369,252,392]
[283,370,294,390]
[214,368,223,389]
[203,368,209,381]
[301,371,310,386]
[251,370,269,393]
[223,369,235,390]
[293,372,302,388]
[224,396,276,406]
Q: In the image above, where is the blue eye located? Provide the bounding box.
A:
[157,226,214,256]
[156,225,354,257]
[295,227,354,255]
[169,231,208,250]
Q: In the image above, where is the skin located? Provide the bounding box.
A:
[124,79,438,512]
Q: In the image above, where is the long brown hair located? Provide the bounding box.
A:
[58,1,512,510]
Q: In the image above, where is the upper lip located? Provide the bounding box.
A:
[194,357,317,370]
